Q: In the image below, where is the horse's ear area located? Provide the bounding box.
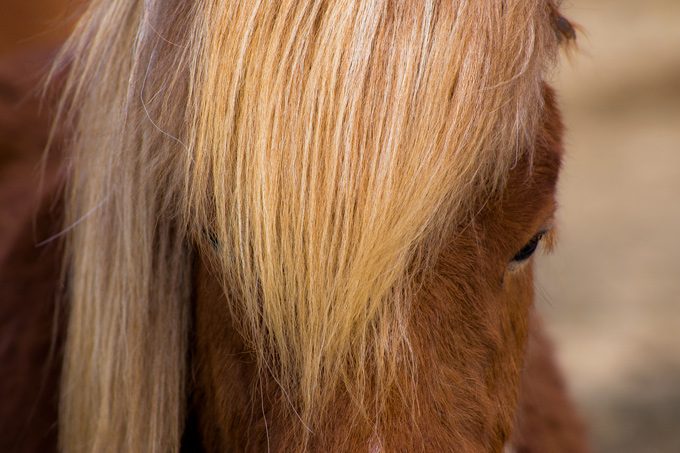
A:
[549,3,578,45]
[555,14,577,43]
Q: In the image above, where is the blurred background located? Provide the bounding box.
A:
[1,1,678,452]
[538,1,680,452]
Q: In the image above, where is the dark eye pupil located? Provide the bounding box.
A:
[512,232,544,262]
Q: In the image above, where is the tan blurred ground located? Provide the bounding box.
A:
[537,1,680,452]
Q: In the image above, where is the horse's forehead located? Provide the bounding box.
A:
[479,84,564,248]
[526,84,564,205]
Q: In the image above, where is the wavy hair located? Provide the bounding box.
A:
[55,0,562,451]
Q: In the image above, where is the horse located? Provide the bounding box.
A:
[0,0,589,451]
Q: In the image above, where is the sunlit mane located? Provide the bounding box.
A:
[54,1,562,451]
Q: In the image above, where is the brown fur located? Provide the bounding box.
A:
[0,0,77,57]
[0,48,64,453]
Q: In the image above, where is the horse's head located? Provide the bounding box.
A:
[56,1,575,451]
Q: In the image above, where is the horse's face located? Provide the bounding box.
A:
[57,1,576,451]
[395,86,564,450]
[193,87,564,451]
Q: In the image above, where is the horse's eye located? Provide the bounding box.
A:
[511,231,546,263]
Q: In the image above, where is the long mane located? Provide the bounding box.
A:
[55,1,560,451]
